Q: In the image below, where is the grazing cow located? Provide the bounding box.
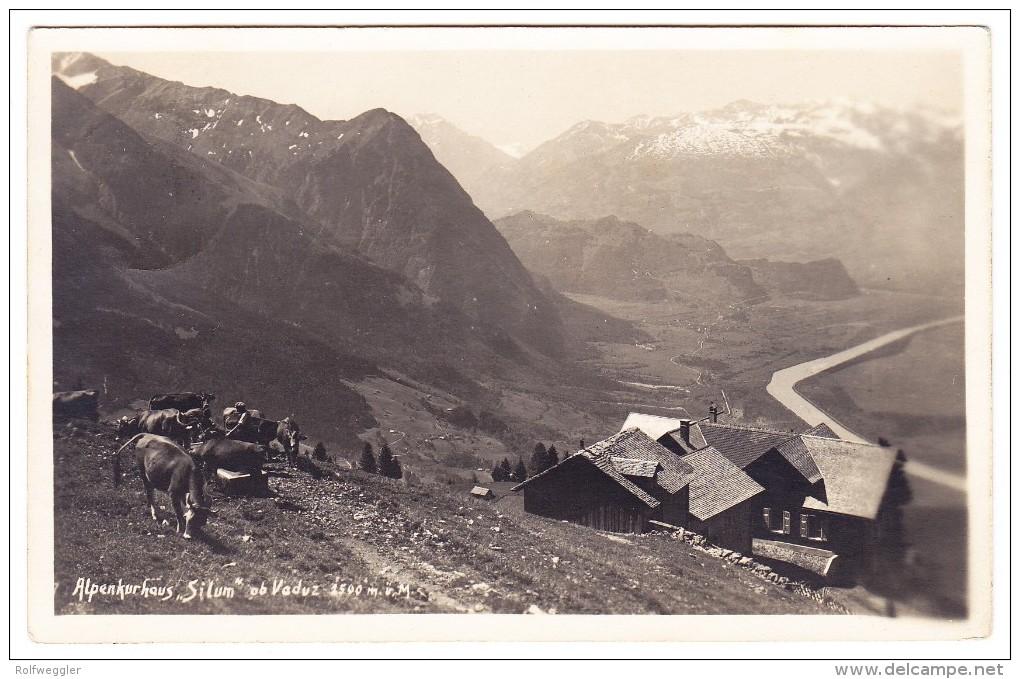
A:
[276,417,308,468]
[117,409,199,447]
[191,438,267,479]
[149,392,214,414]
[181,408,215,443]
[113,433,211,539]
[224,410,277,447]
[53,389,99,420]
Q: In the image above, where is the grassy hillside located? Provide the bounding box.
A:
[54,419,842,616]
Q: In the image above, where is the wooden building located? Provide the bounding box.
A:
[684,447,764,553]
[511,429,697,533]
[470,486,495,500]
[622,412,898,578]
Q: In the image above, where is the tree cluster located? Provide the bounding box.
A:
[359,441,403,479]
[528,442,560,477]
[491,456,527,483]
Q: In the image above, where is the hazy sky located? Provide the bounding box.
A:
[96,49,962,155]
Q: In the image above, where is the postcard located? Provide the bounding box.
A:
[23,22,995,646]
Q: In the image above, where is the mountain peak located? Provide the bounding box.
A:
[52,51,112,90]
[409,112,446,127]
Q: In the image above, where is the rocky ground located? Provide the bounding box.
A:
[53,417,852,616]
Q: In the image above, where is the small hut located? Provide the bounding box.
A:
[470,486,495,500]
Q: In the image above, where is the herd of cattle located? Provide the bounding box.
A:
[53,389,308,539]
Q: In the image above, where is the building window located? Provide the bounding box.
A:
[762,507,792,535]
[799,513,828,542]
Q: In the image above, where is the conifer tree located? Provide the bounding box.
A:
[378,444,398,478]
[546,444,560,469]
[499,457,512,481]
[491,462,506,482]
[512,459,528,482]
[359,441,377,474]
[529,442,549,476]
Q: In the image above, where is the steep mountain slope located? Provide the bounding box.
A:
[457,101,964,296]
[408,113,516,198]
[495,212,858,303]
[51,78,574,447]
[56,52,561,353]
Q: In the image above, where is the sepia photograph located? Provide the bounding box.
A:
[21,20,998,649]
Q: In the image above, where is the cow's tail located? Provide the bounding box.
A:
[113,433,145,487]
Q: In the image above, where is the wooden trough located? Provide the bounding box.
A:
[215,467,269,496]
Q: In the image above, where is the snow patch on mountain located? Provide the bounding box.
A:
[57,71,98,90]
[630,125,781,160]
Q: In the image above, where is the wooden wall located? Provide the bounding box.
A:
[690,498,755,553]
[521,459,651,533]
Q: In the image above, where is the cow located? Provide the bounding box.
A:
[149,392,215,414]
[116,409,199,447]
[223,405,262,429]
[276,417,308,468]
[53,389,99,420]
[223,404,276,449]
[181,408,215,443]
[113,433,211,539]
[191,438,267,483]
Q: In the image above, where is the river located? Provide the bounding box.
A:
[766,315,967,493]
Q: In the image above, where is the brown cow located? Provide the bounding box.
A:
[190,438,268,491]
[117,409,198,447]
[149,392,215,413]
[276,417,307,468]
[113,433,211,539]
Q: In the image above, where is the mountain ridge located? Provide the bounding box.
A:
[57,52,564,354]
[415,100,964,296]
[494,211,859,304]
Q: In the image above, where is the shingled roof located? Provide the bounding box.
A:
[585,428,696,494]
[698,422,797,468]
[610,457,659,478]
[804,422,839,439]
[799,436,896,519]
[774,435,824,483]
[684,446,765,521]
[511,429,696,507]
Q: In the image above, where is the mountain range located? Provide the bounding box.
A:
[51,54,618,450]
[50,52,945,457]
[494,212,858,304]
[56,52,560,352]
[410,102,964,297]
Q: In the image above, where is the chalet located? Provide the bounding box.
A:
[511,429,695,533]
[620,412,898,579]
[511,429,764,551]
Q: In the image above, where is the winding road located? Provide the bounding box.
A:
[766,315,967,493]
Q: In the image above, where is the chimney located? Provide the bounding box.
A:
[677,419,692,446]
[709,401,719,423]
